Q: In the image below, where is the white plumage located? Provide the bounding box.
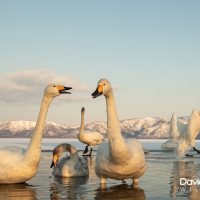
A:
[177,109,200,157]
[161,113,183,150]
[0,84,72,184]
[161,110,200,157]
[91,79,146,187]
[78,107,104,156]
[51,143,89,177]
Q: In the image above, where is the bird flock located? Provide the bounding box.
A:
[0,78,199,189]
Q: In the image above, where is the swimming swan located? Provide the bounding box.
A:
[91,79,146,187]
[50,143,89,177]
[0,84,72,184]
[78,107,104,156]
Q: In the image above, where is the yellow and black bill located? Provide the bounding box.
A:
[91,85,103,98]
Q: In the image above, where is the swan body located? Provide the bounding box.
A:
[92,79,146,186]
[78,107,104,156]
[0,84,72,184]
[177,109,200,157]
[96,139,146,180]
[51,143,89,177]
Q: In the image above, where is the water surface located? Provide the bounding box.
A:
[0,139,200,199]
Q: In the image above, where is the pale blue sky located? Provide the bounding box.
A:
[0,1,200,124]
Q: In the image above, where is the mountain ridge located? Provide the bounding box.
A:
[0,116,191,139]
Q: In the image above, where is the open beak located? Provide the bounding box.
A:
[58,86,72,94]
[91,85,103,98]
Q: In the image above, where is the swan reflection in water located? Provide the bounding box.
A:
[49,155,146,200]
[50,176,89,199]
[95,184,146,200]
[0,183,36,200]
[50,177,146,200]
[170,160,200,199]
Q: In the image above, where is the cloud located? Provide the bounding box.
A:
[0,69,89,104]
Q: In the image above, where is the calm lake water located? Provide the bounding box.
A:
[0,139,200,200]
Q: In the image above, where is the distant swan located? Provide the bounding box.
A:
[91,79,146,187]
[0,84,72,184]
[177,109,200,157]
[161,113,182,150]
[50,143,89,177]
[78,107,104,156]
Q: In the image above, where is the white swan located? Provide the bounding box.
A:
[91,79,146,187]
[50,143,89,177]
[177,109,200,157]
[0,84,72,184]
[78,107,104,156]
[161,113,181,150]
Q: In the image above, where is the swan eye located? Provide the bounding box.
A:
[53,85,56,87]
[103,84,106,86]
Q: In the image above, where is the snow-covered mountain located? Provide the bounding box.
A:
[0,116,190,139]
[0,121,77,138]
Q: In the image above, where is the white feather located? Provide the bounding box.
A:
[52,145,89,177]
[78,108,104,154]
[0,84,71,184]
[162,113,188,150]
[177,109,200,157]
[92,79,146,186]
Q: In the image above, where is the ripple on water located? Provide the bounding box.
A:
[1,151,200,199]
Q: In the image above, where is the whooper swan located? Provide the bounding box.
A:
[91,79,146,187]
[50,143,89,177]
[78,107,104,156]
[0,84,72,184]
[177,109,200,157]
[161,113,182,150]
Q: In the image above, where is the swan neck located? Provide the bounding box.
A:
[187,110,200,141]
[24,95,53,164]
[80,111,85,133]
[105,91,130,161]
[106,92,121,139]
[170,119,179,141]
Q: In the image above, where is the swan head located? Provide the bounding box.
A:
[45,84,72,98]
[91,79,112,98]
[81,107,85,113]
[50,143,77,168]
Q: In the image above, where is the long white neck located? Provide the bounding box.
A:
[105,91,130,162]
[170,115,179,142]
[23,95,53,165]
[79,111,85,134]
